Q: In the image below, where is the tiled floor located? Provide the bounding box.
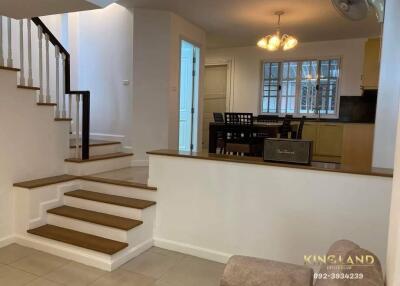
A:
[0,244,225,286]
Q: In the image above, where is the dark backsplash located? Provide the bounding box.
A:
[338,90,377,123]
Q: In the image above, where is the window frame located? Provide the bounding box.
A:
[259,57,342,119]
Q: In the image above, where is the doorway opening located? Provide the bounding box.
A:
[179,40,200,152]
[202,64,229,149]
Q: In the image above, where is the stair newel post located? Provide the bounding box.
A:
[82,92,90,160]
[38,26,44,103]
[75,94,81,159]
[19,19,25,86]
[27,19,33,86]
[61,53,67,118]
[7,17,12,67]
[45,33,50,103]
[55,46,60,118]
[0,16,4,66]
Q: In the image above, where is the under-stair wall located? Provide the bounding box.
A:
[0,68,70,245]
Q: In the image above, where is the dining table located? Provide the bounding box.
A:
[208,121,299,153]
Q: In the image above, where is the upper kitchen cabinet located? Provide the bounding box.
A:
[362,38,381,90]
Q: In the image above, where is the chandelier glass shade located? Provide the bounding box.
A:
[257,11,298,51]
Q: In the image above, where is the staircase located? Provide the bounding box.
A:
[1,15,157,270]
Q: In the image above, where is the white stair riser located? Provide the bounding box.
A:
[47,214,129,242]
[47,206,155,245]
[68,144,121,157]
[80,181,157,202]
[65,156,132,176]
[64,196,143,219]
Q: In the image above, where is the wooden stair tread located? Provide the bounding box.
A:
[65,190,156,209]
[48,206,142,230]
[80,176,157,191]
[55,118,72,121]
[0,66,20,72]
[14,175,77,189]
[69,139,121,149]
[18,85,40,90]
[28,224,128,255]
[65,152,133,163]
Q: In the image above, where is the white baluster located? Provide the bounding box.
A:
[0,16,4,66]
[62,54,67,118]
[55,46,60,118]
[45,34,50,103]
[19,19,25,86]
[69,93,72,132]
[27,19,33,86]
[75,94,81,159]
[38,26,44,103]
[7,18,12,67]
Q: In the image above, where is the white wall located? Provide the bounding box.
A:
[72,5,134,148]
[383,0,400,283]
[149,154,392,266]
[372,1,400,170]
[132,9,206,162]
[206,38,366,114]
[0,69,69,245]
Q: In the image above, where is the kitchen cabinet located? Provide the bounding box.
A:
[362,38,381,90]
[303,123,343,163]
[302,122,374,166]
[341,124,374,168]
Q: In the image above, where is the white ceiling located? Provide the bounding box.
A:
[119,0,382,48]
[0,0,116,19]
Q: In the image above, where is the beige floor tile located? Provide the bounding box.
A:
[0,243,39,264]
[91,269,155,286]
[157,256,225,286]
[25,278,63,286]
[0,264,37,286]
[10,251,70,276]
[122,249,183,279]
[44,261,106,286]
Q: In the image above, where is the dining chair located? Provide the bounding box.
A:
[213,112,225,153]
[223,113,261,156]
[278,114,293,139]
[296,116,306,139]
[225,112,253,125]
[213,112,225,123]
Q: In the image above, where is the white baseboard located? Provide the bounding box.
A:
[0,235,15,248]
[111,238,153,270]
[89,133,125,142]
[154,237,230,264]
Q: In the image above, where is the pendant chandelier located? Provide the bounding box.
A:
[257,11,298,51]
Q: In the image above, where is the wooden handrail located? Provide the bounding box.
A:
[31,17,90,160]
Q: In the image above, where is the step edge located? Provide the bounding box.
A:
[47,206,143,230]
[80,176,157,191]
[64,190,156,210]
[27,224,129,255]
[65,153,134,163]
[69,141,121,149]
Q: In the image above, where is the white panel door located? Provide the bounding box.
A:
[179,40,200,152]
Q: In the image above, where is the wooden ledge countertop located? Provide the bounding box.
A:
[147,149,393,178]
